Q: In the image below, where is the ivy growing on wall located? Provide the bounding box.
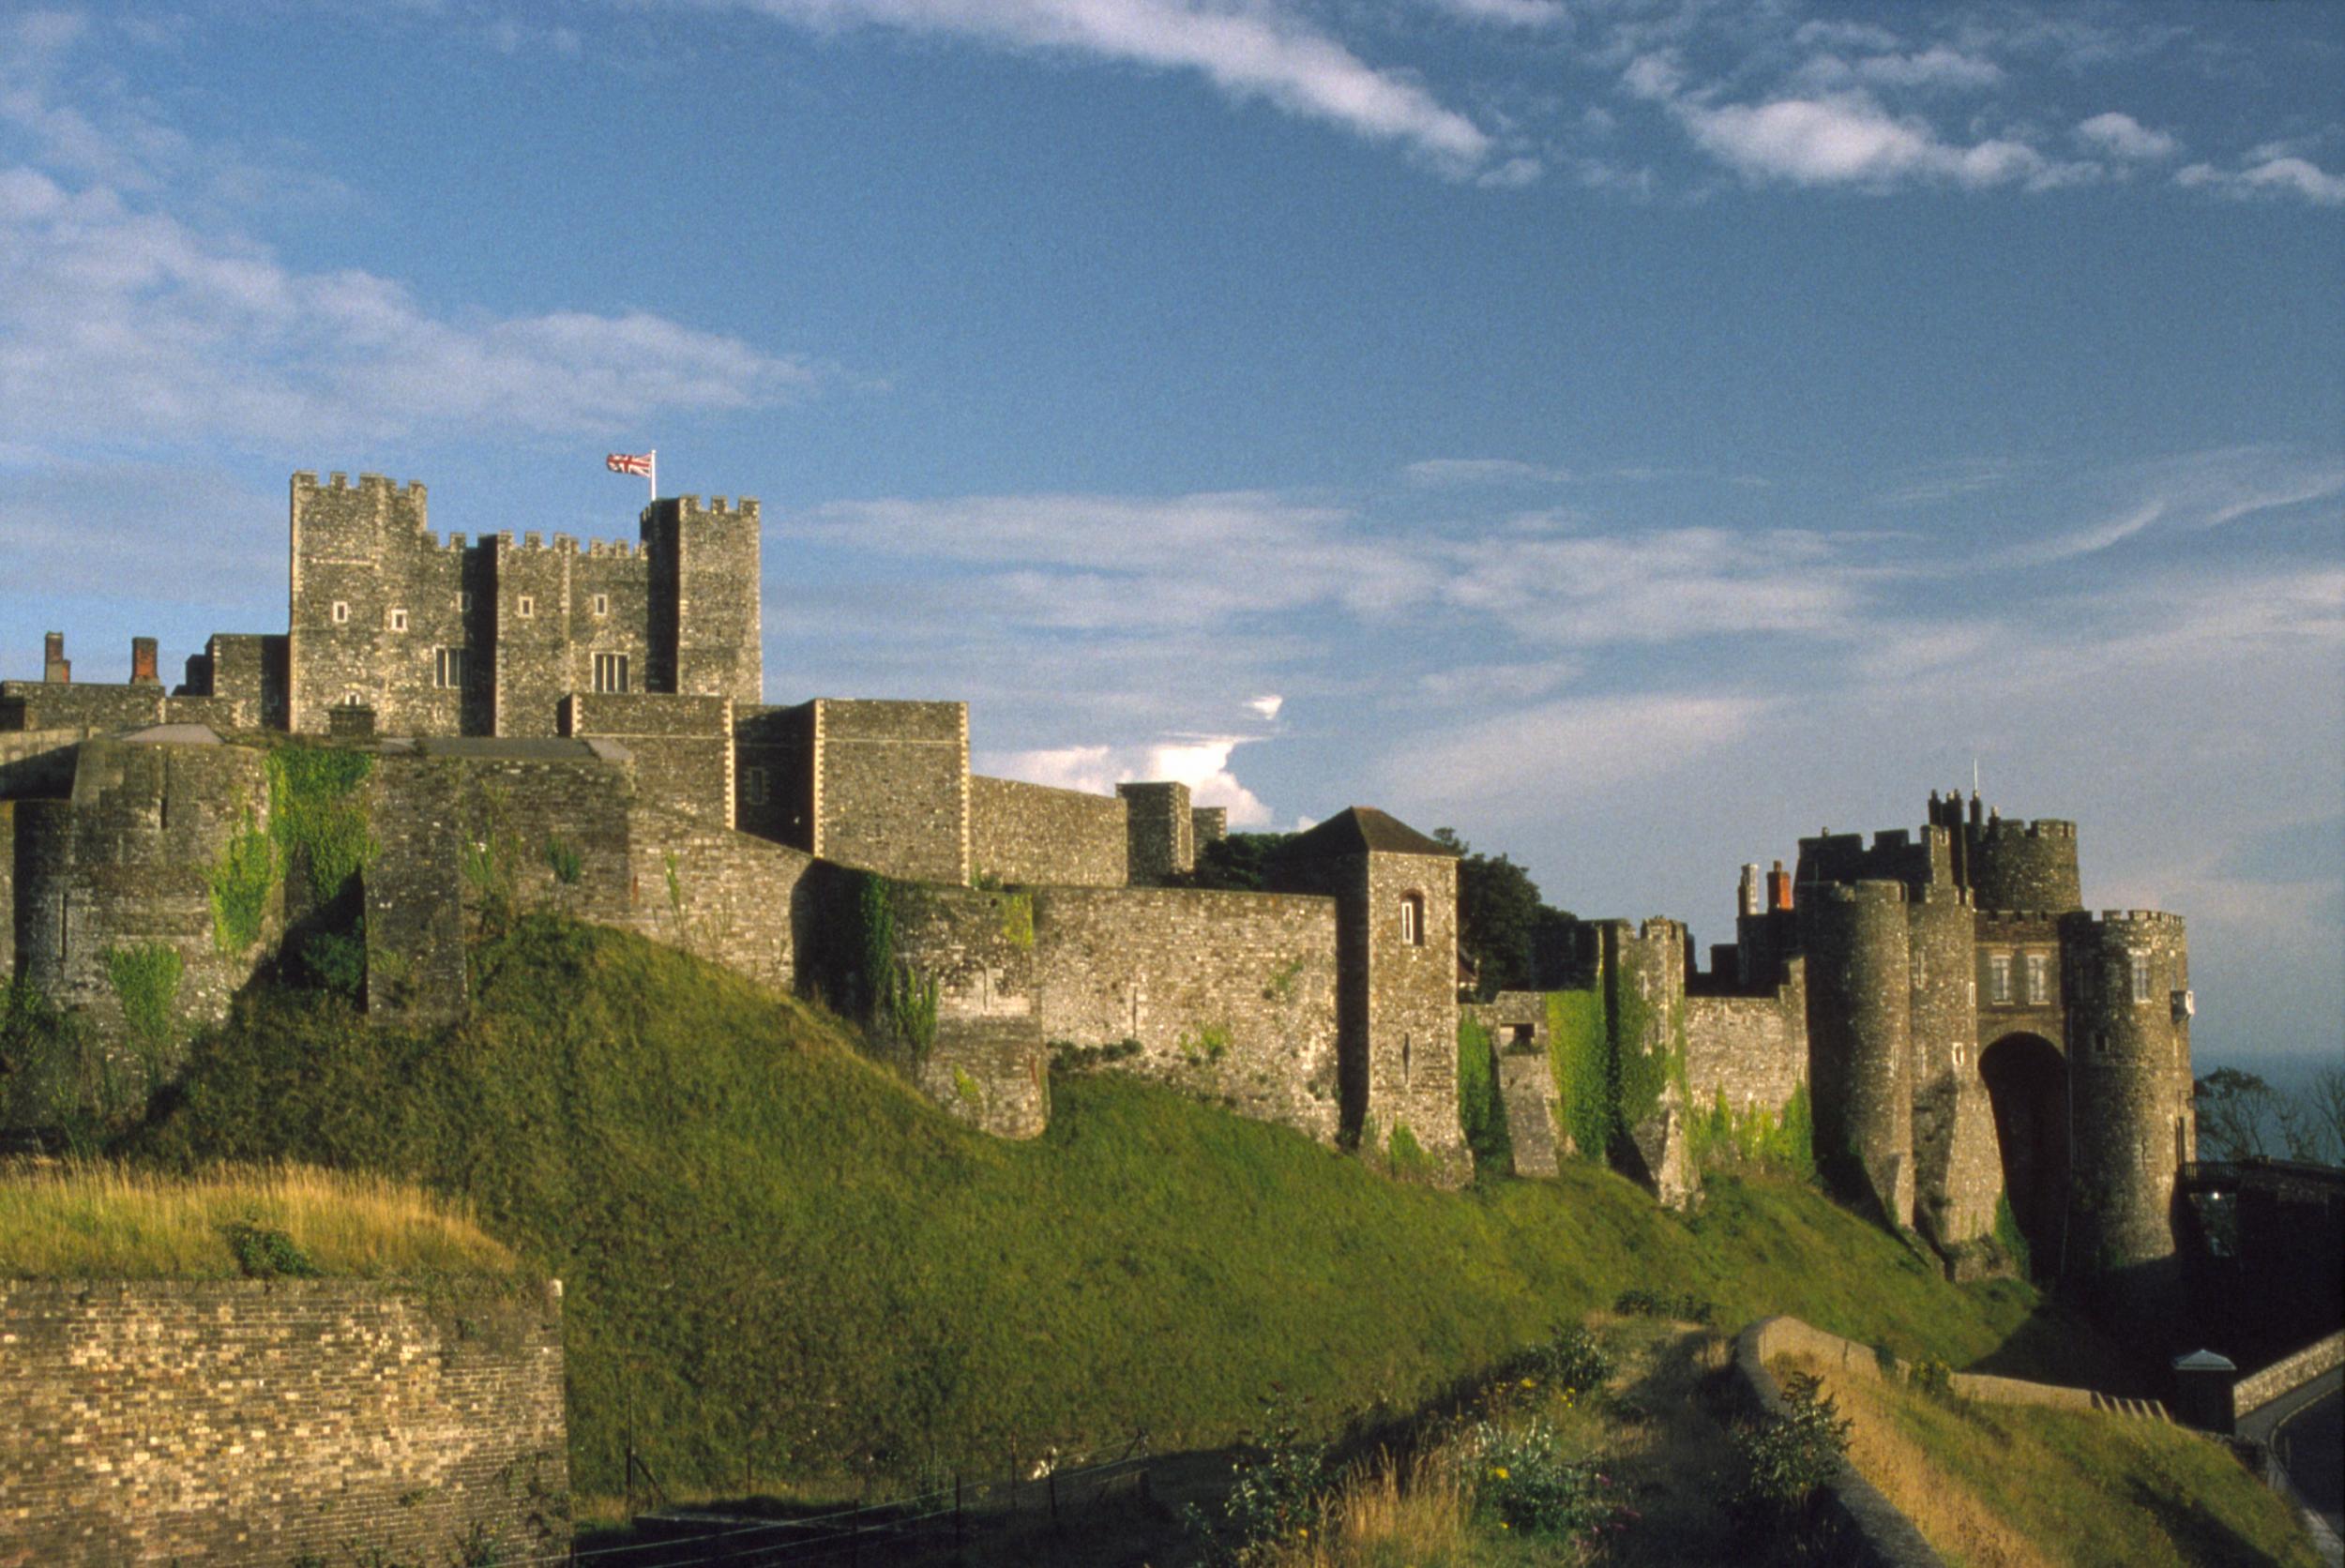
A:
[1456,1016,1512,1175]
[267,746,376,909]
[207,811,275,954]
[1544,988,1610,1162]
[1688,1082,1816,1180]
[104,943,183,1055]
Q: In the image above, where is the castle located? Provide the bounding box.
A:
[0,471,2196,1286]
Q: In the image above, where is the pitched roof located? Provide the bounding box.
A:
[1281,806,1456,859]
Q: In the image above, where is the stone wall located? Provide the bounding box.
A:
[810,699,970,884]
[969,775,1127,887]
[1030,885,1342,1143]
[1118,781,1194,884]
[1906,889,1996,1247]
[0,682,168,733]
[0,799,13,982]
[563,692,734,822]
[183,632,288,731]
[620,803,809,994]
[874,881,1050,1138]
[2064,909,2193,1285]
[1683,958,1808,1118]
[734,701,814,848]
[0,1277,568,1568]
[8,736,277,1096]
[1362,851,1467,1178]
[1967,818,2082,912]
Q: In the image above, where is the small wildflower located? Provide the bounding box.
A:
[1520,1377,1536,1388]
[1493,1466,1510,1480]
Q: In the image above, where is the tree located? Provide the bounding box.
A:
[1434,829,1569,1002]
[2194,1066,2345,1167]
[1184,832,1291,892]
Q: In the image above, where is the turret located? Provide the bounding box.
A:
[642,495,763,706]
[1799,881,1915,1225]
[1967,815,2082,912]
[2060,909,2192,1302]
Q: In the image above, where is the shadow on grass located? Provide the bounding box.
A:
[2124,1474,2289,1568]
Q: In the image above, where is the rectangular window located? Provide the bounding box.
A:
[1399,894,1424,946]
[516,595,535,619]
[331,600,349,625]
[593,652,629,694]
[1989,953,2012,1004]
[593,594,610,617]
[2130,952,2152,1004]
[433,647,467,690]
[744,766,768,806]
[456,591,471,612]
[389,608,408,633]
[2025,952,2049,1005]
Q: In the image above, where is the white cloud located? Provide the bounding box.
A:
[2179,150,2345,205]
[1380,692,1771,807]
[1404,457,1573,485]
[1670,89,2061,190]
[1246,694,1284,720]
[2075,112,2177,161]
[719,0,1495,173]
[1440,526,1857,643]
[980,735,1273,824]
[0,170,816,443]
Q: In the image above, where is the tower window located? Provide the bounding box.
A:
[2129,952,2152,1004]
[2025,952,2049,1004]
[593,593,610,617]
[516,595,535,619]
[744,766,768,807]
[389,608,408,633]
[1399,892,1426,946]
[1989,953,2012,1004]
[433,647,467,690]
[330,600,349,625]
[593,652,629,693]
[456,591,471,612]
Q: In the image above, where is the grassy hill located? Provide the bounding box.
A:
[122,916,2115,1500]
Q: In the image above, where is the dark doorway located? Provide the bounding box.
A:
[1980,1033,2069,1276]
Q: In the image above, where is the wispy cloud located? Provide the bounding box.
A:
[2178,154,2345,206]
[1380,692,1774,807]
[978,735,1274,824]
[1405,457,1574,485]
[712,0,1499,173]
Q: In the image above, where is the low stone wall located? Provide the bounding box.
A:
[1684,966,1807,1117]
[564,691,734,823]
[1732,1317,1945,1568]
[2235,1329,2345,1419]
[0,1277,568,1568]
[969,775,1127,888]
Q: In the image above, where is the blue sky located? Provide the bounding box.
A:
[2,0,2339,1073]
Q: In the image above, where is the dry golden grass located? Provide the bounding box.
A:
[1253,1446,1488,1568]
[1781,1351,2054,1568]
[0,1158,522,1279]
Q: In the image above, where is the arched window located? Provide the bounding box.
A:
[1399,892,1426,946]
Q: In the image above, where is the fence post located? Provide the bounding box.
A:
[955,1472,965,1552]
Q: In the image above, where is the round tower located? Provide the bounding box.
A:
[1967,817,2082,912]
[1799,881,1914,1226]
[2060,909,2192,1300]
[1907,884,1997,1246]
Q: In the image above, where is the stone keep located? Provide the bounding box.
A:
[284,472,758,738]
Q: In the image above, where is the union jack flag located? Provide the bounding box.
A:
[605,452,654,476]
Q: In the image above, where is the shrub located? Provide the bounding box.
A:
[207,811,277,953]
[220,1216,320,1279]
[1457,1017,1513,1176]
[105,944,183,1055]
[1613,1286,1716,1325]
[1732,1370,1852,1519]
[543,835,583,886]
[1520,1324,1614,1397]
[1191,1388,1330,1565]
[1993,1191,2032,1277]
[301,928,369,1000]
[1460,1415,1626,1540]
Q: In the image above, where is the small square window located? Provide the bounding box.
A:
[516,596,535,619]
[593,594,610,617]
[389,609,408,633]
[331,600,350,625]
[593,651,629,693]
[434,647,467,690]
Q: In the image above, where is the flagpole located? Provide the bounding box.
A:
[649,449,657,505]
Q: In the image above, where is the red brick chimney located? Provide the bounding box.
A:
[42,631,69,684]
[1767,859,1793,912]
[130,637,159,685]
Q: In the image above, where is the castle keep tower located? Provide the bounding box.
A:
[285,473,759,738]
[2061,910,2194,1287]
[1799,880,1918,1225]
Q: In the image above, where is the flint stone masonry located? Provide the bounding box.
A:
[1497,1050,1563,1177]
[1031,885,1341,1143]
[563,692,735,823]
[0,679,169,733]
[1682,959,1807,1120]
[807,699,971,884]
[970,774,1128,887]
[1119,781,1195,884]
[0,1277,568,1568]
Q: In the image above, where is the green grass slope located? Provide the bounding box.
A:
[125,917,2105,1499]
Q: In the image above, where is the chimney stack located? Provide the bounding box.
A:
[42,631,69,685]
[1767,859,1793,912]
[1739,863,1763,917]
[130,637,159,685]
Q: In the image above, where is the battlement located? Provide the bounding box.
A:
[1979,816,2077,841]
[293,471,427,505]
[655,494,760,521]
[1976,909,2063,928]
[2075,908,2185,929]
[1909,883,1971,909]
